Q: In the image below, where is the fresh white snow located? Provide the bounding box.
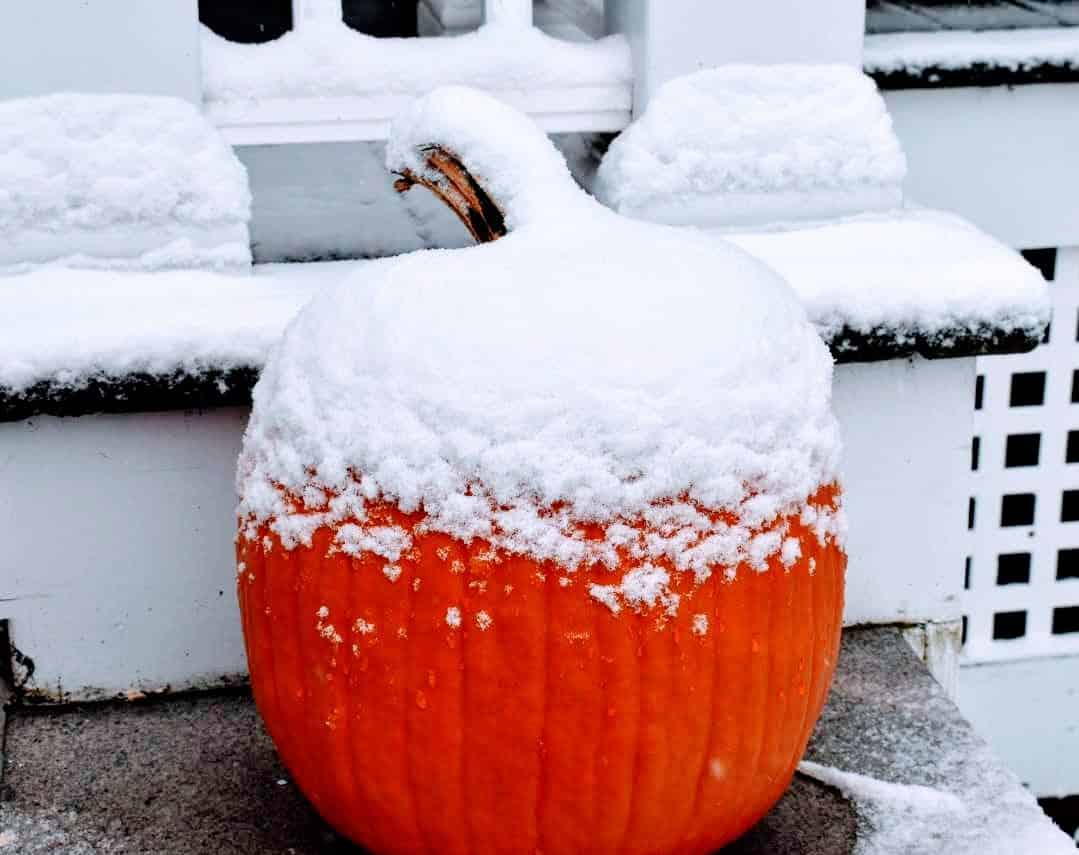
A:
[725,208,1050,349]
[798,759,1076,855]
[0,263,338,394]
[865,27,1079,76]
[237,87,842,583]
[594,65,907,228]
[0,210,1047,398]
[201,20,631,102]
[0,94,251,272]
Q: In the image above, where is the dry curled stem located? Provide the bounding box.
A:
[394,146,508,244]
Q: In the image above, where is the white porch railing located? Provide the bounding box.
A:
[206,0,630,145]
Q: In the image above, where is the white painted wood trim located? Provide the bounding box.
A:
[483,0,534,27]
[208,87,631,145]
[903,620,963,701]
[292,0,342,30]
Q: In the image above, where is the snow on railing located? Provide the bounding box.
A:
[203,1,631,145]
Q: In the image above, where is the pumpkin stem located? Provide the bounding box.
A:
[393,146,508,245]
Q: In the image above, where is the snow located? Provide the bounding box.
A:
[724,208,1050,351]
[798,760,1075,855]
[0,94,251,273]
[201,20,631,102]
[865,27,1079,76]
[0,263,339,395]
[594,65,907,228]
[589,565,681,616]
[0,210,1046,401]
[237,87,841,584]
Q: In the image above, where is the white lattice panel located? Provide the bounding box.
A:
[967,248,1079,663]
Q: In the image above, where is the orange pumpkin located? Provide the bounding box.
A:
[237,88,846,854]
[238,484,843,855]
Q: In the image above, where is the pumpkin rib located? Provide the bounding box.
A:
[401,561,432,855]
[793,558,815,767]
[612,608,639,855]
[278,548,308,810]
[772,563,796,796]
[591,574,608,855]
[674,569,719,855]
[535,562,553,855]
[680,569,724,852]
[302,544,336,816]
[739,568,775,834]
[794,549,817,760]
[589,572,603,852]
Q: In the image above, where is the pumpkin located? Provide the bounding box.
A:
[237,87,845,855]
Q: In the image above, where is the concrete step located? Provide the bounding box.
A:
[0,628,1070,854]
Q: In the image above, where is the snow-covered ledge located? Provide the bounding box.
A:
[0,219,1046,700]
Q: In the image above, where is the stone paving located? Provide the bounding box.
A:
[0,628,1070,854]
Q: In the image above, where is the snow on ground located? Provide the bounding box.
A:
[201,20,630,102]
[799,757,1075,854]
[865,27,1079,75]
[594,65,906,228]
[0,94,251,273]
[237,87,841,581]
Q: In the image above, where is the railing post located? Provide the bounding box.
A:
[606,0,866,113]
[483,0,533,27]
[293,0,341,30]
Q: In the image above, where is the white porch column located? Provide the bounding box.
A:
[0,0,202,103]
[605,0,867,111]
[483,0,534,27]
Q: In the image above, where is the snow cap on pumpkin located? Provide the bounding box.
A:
[238,86,842,576]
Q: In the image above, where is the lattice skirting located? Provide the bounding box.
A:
[967,247,1079,663]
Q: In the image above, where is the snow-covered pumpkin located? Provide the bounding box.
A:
[236,87,846,854]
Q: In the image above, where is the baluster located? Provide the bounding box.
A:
[482,0,533,27]
[293,0,342,31]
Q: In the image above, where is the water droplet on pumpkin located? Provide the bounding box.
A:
[427,670,437,688]
[415,690,428,710]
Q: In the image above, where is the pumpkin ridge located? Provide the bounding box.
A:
[675,566,719,853]
[618,607,646,855]
[588,568,603,850]
[535,558,553,855]
[457,540,475,855]
[800,537,825,772]
[400,558,431,855]
[338,549,365,847]
[769,559,796,807]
